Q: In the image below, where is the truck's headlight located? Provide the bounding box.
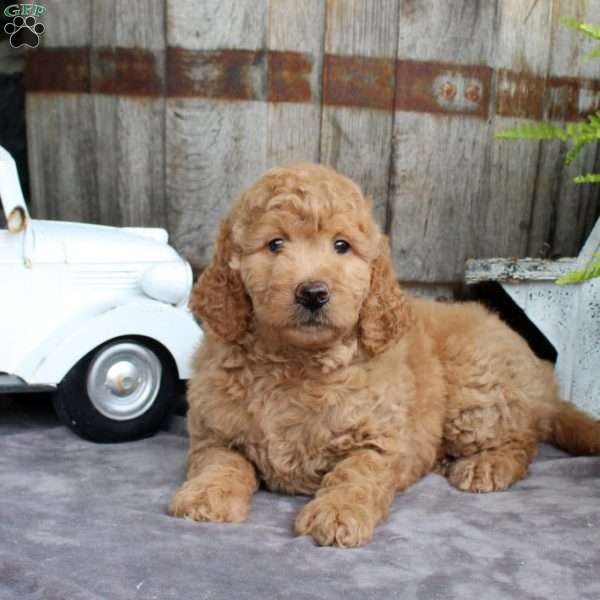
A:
[141,261,192,306]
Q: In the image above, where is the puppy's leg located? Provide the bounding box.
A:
[446,440,537,493]
[170,447,258,522]
[295,450,400,548]
[443,400,539,492]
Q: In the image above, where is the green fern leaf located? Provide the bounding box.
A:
[565,122,580,138]
[567,118,600,143]
[496,122,568,141]
[556,262,600,284]
[565,139,588,164]
[581,262,599,281]
[587,111,600,128]
[561,17,600,41]
[583,44,600,61]
[573,173,600,183]
[556,270,581,284]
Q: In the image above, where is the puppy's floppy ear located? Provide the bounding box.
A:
[358,236,413,356]
[189,218,252,343]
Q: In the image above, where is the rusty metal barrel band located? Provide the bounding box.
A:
[24,47,600,121]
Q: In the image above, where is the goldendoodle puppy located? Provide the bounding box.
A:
[170,163,600,547]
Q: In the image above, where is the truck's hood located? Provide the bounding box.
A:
[31,220,181,264]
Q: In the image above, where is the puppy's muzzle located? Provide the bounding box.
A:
[295,281,329,312]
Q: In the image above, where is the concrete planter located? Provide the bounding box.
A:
[466,219,600,417]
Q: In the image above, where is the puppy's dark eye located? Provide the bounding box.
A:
[268,239,285,253]
[334,240,351,254]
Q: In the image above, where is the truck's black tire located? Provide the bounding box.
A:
[52,338,178,443]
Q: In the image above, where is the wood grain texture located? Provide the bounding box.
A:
[390,114,493,281]
[326,0,400,59]
[90,0,166,229]
[165,0,268,265]
[480,0,554,264]
[166,100,267,263]
[321,0,400,229]
[266,0,325,166]
[22,0,600,280]
[36,0,92,47]
[388,1,497,281]
[486,0,600,265]
[0,0,26,192]
[93,95,166,227]
[92,0,164,49]
[538,0,600,259]
[27,94,99,222]
[167,0,266,51]
[397,0,496,64]
[266,103,322,166]
[26,0,96,222]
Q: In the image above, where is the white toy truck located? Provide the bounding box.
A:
[0,145,202,442]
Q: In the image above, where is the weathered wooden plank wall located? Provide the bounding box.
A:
[92,0,166,228]
[547,0,600,259]
[321,0,399,228]
[26,0,97,223]
[0,6,27,202]
[23,0,600,282]
[166,0,269,264]
[388,1,497,281]
[267,0,325,166]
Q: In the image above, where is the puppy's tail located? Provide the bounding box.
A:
[544,399,600,456]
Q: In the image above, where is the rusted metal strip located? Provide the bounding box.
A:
[267,50,313,103]
[25,48,90,93]
[92,48,163,96]
[396,59,492,119]
[167,48,314,102]
[496,69,600,121]
[323,54,395,111]
[25,47,600,121]
[546,75,600,121]
[495,69,545,120]
[167,48,265,101]
[25,47,162,96]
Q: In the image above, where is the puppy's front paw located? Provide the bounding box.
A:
[295,495,374,548]
[447,453,523,493]
[169,478,251,523]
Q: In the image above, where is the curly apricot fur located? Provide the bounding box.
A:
[171,163,600,547]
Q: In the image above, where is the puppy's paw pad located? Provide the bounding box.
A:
[295,497,373,547]
[169,480,250,523]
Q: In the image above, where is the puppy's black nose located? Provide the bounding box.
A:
[295,281,329,311]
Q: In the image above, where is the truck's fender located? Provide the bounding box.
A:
[18,300,203,385]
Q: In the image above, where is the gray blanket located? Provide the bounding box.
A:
[2,398,599,600]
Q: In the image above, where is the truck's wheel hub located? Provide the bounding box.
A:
[86,342,162,421]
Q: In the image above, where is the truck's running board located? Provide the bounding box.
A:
[0,374,56,393]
